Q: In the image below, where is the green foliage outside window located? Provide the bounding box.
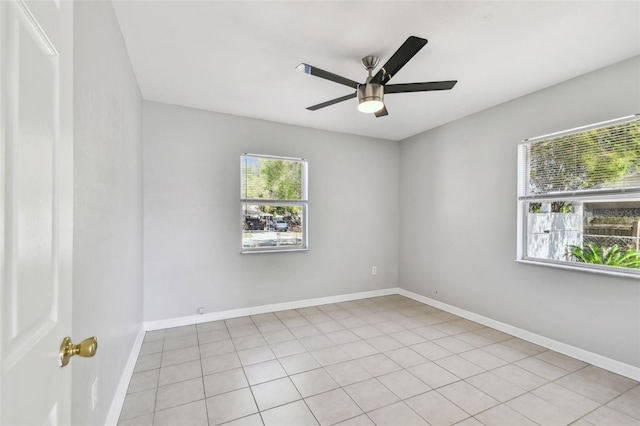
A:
[528,202,573,213]
[241,156,303,217]
[568,243,640,269]
[529,120,640,194]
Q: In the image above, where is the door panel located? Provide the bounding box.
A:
[10,0,56,352]
[1,1,72,424]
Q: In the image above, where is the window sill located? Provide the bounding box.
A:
[516,258,640,279]
[242,248,309,254]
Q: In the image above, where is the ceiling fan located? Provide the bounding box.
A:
[296,36,457,117]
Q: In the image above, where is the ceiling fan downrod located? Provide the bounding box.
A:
[361,55,379,83]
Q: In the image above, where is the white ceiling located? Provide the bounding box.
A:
[112,1,640,141]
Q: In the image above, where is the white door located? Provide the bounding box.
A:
[1,0,74,424]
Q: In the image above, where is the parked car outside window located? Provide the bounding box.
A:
[271,220,288,232]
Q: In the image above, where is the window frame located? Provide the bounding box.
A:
[240,153,308,254]
[516,115,640,278]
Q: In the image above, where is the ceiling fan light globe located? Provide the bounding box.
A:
[358,99,384,113]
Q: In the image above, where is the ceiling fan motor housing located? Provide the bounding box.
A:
[357,83,384,113]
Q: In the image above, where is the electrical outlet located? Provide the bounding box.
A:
[198,307,205,315]
[372,266,377,275]
[91,377,98,411]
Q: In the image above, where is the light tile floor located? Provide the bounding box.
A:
[118,295,640,426]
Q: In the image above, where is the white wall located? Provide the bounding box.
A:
[73,2,143,424]
[143,102,399,321]
[399,56,640,368]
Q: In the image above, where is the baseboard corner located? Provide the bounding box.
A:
[104,325,146,426]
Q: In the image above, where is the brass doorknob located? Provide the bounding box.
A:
[59,336,98,367]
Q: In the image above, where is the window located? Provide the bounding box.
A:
[241,154,308,253]
[517,115,640,275]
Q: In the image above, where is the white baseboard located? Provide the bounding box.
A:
[144,287,399,331]
[398,289,640,381]
[105,325,146,426]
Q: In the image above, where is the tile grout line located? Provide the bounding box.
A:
[196,325,211,426]
[239,316,266,426]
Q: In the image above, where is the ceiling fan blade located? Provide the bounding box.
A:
[306,92,357,111]
[374,105,389,118]
[385,80,457,94]
[296,63,360,89]
[371,36,428,85]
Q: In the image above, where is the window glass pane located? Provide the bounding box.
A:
[526,200,640,270]
[523,118,640,197]
[242,204,305,250]
[241,155,304,200]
